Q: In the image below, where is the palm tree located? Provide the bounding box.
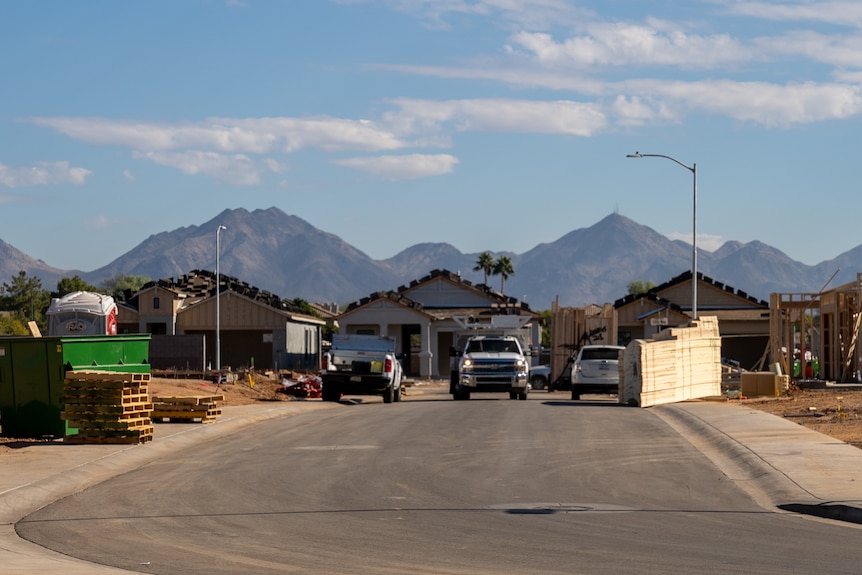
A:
[473,251,495,285]
[492,256,515,293]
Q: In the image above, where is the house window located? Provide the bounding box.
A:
[153,297,160,310]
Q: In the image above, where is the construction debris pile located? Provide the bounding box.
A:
[62,371,154,444]
[276,375,322,399]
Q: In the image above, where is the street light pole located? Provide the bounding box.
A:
[216,224,227,372]
[626,152,698,320]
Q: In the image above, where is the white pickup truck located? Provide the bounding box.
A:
[320,334,404,403]
[451,334,531,400]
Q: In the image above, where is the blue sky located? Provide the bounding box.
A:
[2,1,861,273]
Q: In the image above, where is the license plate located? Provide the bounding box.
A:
[599,364,610,370]
[350,376,361,382]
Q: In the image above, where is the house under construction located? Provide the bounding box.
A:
[770,273,862,383]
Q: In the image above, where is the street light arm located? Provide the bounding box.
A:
[627,152,694,174]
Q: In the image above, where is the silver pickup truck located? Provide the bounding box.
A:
[320,334,404,403]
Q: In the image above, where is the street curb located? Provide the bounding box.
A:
[653,402,862,525]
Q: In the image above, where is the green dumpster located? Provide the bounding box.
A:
[60,334,151,374]
[0,335,150,438]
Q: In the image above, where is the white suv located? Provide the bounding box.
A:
[570,345,624,400]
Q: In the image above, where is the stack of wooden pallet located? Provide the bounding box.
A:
[151,395,224,424]
[62,371,154,444]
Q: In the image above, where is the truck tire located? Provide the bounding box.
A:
[530,375,546,390]
[322,386,341,402]
[571,390,580,401]
[383,384,394,404]
[518,391,528,400]
[509,391,518,400]
[394,385,402,402]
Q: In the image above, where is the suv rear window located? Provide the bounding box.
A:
[580,348,620,361]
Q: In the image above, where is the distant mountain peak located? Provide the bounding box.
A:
[2,207,860,308]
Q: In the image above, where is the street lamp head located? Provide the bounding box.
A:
[626,152,643,158]
[218,225,227,231]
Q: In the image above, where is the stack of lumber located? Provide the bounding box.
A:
[740,372,790,397]
[151,395,224,423]
[619,316,722,408]
[62,371,154,444]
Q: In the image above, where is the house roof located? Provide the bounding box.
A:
[124,269,319,320]
[342,269,536,319]
[338,289,435,320]
[613,270,769,310]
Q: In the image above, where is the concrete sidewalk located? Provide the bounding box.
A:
[654,401,862,523]
[3,398,862,574]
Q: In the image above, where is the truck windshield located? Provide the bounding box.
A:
[467,339,515,353]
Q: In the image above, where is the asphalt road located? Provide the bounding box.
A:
[17,389,862,574]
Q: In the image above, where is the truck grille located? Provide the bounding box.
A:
[471,360,518,373]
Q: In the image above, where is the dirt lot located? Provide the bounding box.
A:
[735,386,862,448]
[146,372,300,405]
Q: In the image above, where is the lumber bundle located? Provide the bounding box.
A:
[151,395,224,423]
[740,372,790,397]
[619,316,722,408]
[62,371,154,444]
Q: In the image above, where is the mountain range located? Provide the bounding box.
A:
[2,207,858,309]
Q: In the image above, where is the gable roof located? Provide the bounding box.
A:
[614,270,769,310]
[338,289,435,320]
[345,269,530,313]
[341,269,537,323]
[124,269,319,320]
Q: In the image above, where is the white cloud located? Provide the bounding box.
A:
[381,71,862,129]
[726,1,862,27]
[123,170,136,182]
[28,116,406,154]
[667,232,726,252]
[0,161,92,188]
[334,153,459,179]
[388,98,607,136]
[84,214,114,230]
[133,151,264,186]
[611,95,680,127]
[755,30,862,68]
[509,24,752,69]
[339,0,587,30]
[638,78,862,126]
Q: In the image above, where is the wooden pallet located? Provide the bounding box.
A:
[152,395,224,424]
[65,426,154,444]
[63,370,154,444]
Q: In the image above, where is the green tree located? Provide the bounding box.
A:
[0,270,50,331]
[492,256,515,293]
[473,251,495,285]
[288,297,319,317]
[99,274,151,301]
[537,309,552,347]
[627,280,655,296]
[0,313,29,335]
[53,275,98,298]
